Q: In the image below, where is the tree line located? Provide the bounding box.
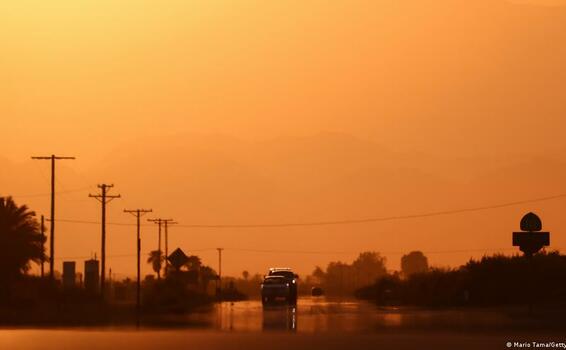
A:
[356,252,566,306]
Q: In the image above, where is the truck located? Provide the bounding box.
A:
[261,267,298,305]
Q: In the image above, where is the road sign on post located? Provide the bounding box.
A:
[512,212,550,257]
[512,212,550,316]
[168,248,189,272]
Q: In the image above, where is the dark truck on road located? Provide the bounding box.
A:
[261,268,298,305]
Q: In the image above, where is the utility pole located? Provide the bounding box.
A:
[216,248,224,296]
[40,215,45,278]
[89,184,121,296]
[163,219,177,277]
[124,208,152,317]
[31,154,75,280]
[147,218,171,280]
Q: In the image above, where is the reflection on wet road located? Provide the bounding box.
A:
[186,298,523,333]
[2,299,565,350]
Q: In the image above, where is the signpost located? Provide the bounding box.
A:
[512,212,550,315]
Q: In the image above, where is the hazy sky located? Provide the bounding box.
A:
[2,0,566,278]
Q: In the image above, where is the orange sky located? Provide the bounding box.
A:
[2,0,566,278]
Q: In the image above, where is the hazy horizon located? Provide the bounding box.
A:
[2,131,566,279]
[2,0,566,278]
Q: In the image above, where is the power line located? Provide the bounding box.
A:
[7,186,94,199]
[48,192,566,228]
[49,218,133,226]
[55,254,137,260]
[178,193,566,228]
[223,247,520,255]
[55,248,217,260]
[55,247,534,261]
[228,248,358,255]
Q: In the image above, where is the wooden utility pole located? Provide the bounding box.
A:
[124,208,152,317]
[40,215,45,278]
[31,154,75,280]
[148,218,171,280]
[89,184,121,296]
[163,219,177,277]
[147,218,173,279]
[217,248,224,296]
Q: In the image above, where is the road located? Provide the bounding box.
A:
[1,298,564,349]
[182,298,562,333]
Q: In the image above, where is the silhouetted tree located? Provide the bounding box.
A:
[357,252,566,306]
[352,251,387,287]
[0,197,46,287]
[184,255,202,271]
[232,273,263,297]
[324,261,352,295]
[312,266,325,284]
[147,250,163,277]
[401,251,429,277]
[307,252,387,296]
[242,270,249,281]
[200,265,217,292]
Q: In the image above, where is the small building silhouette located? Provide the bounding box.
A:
[84,259,100,293]
[63,261,76,289]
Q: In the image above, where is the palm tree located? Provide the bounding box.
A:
[0,197,45,284]
[147,250,164,279]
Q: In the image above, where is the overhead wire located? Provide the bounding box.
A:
[53,247,549,262]
[45,192,566,228]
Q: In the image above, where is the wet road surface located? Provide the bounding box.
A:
[1,298,564,350]
[184,297,560,333]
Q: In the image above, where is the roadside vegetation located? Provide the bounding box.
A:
[355,252,566,307]
[3,195,566,326]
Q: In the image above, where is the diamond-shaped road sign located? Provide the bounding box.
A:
[168,248,189,271]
